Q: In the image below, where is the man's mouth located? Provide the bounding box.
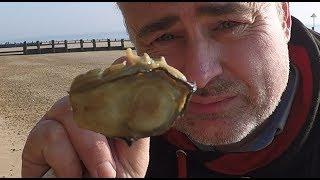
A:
[187,95,237,114]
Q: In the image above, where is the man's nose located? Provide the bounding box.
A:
[183,40,223,88]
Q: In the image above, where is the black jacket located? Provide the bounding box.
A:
[146,16,320,178]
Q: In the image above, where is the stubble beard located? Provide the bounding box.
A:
[173,77,285,147]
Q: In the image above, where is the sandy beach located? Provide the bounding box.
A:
[0,50,126,177]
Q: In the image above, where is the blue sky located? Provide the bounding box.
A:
[0,2,125,43]
[0,2,320,43]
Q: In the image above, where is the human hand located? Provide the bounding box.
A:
[21,56,150,178]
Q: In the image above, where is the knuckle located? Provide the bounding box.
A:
[41,120,69,144]
[82,139,113,170]
[86,140,109,159]
[22,120,68,160]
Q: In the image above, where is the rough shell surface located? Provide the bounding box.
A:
[69,48,196,141]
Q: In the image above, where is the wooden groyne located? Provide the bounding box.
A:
[0,39,135,56]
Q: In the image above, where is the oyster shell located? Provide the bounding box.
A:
[69,48,196,143]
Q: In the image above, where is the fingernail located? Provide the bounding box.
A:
[97,161,116,177]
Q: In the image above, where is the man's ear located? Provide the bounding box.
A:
[281,2,292,43]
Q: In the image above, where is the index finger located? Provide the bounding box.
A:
[44,96,117,177]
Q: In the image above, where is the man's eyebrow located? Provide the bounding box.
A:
[137,16,179,39]
[196,3,253,17]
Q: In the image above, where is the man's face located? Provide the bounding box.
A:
[120,2,291,148]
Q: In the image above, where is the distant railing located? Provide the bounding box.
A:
[0,38,135,56]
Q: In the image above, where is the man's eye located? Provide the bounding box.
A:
[215,21,241,31]
[155,34,174,42]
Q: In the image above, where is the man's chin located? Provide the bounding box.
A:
[173,109,261,147]
[174,117,239,145]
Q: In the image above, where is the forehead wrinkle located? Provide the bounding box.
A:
[235,2,271,16]
[196,2,254,17]
[252,2,276,14]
